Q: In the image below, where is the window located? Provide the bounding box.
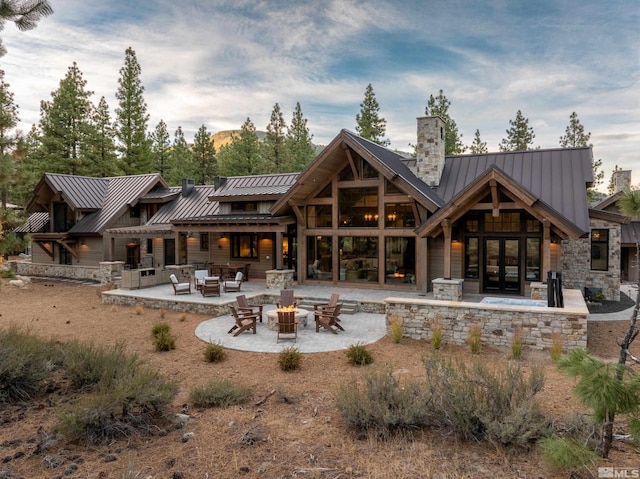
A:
[385,203,415,228]
[465,237,479,278]
[591,229,609,271]
[307,235,332,281]
[339,187,378,227]
[146,238,153,254]
[53,203,74,232]
[130,204,140,218]
[307,205,332,228]
[338,165,355,181]
[362,160,378,179]
[231,202,257,212]
[385,178,401,195]
[146,203,159,219]
[484,212,520,232]
[339,236,379,282]
[200,233,209,251]
[59,245,72,265]
[384,237,415,285]
[526,238,541,280]
[231,233,257,259]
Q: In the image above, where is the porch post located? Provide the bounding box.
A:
[275,231,283,269]
[542,219,551,280]
[442,219,452,280]
[108,235,115,261]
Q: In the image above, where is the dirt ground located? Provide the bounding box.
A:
[0,280,638,479]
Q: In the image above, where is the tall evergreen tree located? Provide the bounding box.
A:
[151,119,171,176]
[191,124,216,185]
[263,103,290,173]
[115,47,152,175]
[0,69,18,208]
[285,102,315,171]
[499,110,536,151]
[165,126,193,186]
[559,111,591,147]
[12,124,40,206]
[217,117,265,176]
[38,62,94,175]
[0,0,52,56]
[469,129,487,154]
[425,89,465,154]
[355,83,389,146]
[85,96,117,177]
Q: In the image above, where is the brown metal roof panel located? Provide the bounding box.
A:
[148,185,220,225]
[45,174,108,210]
[621,222,640,245]
[14,211,49,233]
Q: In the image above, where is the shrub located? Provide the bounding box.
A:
[151,322,170,338]
[389,320,403,343]
[204,341,226,363]
[0,327,61,402]
[423,353,547,447]
[336,368,428,438]
[510,329,524,360]
[0,269,15,279]
[538,436,596,471]
[550,333,564,362]
[431,324,443,350]
[63,341,139,390]
[151,323,176,352]
[189,379,252,408]
[159,308,166,319]
[178,312,187,322]
[278,346,302,371]
[346,342,373,366]
[134,303,143,315]
[467,325,482,354]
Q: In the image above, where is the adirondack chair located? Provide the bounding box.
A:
[315,303,344,334]
[277,309,298,343]
[223,272,243,293]
[314,293,340,317]
[170,274,191,295]
[276,289,297,309]
[228,306,258,336]
[236,294,263,322]
[201,277,221,297]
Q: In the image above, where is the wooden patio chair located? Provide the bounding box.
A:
[315,303,344,334]
[201,277,221,297]
[228,306,258,337]
[236,294,262,322]
[314,293,340,317]
[277,309,298,343]
[276,289,297,309]
[223,271,243,293]
[169,274,191,295]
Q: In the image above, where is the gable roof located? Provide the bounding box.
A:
[432,147,594,234]
[622,222,640,245]
[69,174,166,234]
[209,173,299,201]
[148,185,220,224]
[271,129,443,215]
[28,174,109,212]
[14,211,49,233]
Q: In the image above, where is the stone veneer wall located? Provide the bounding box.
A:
[415,116,446,187]
[385,288,587,351]
[265,269,294,290]
[561,218,621,301]
[12,262,102,282]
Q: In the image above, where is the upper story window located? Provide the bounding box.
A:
[130,204,140,218]
[339,187,378,227]
[484,212,521,232]
[591,229,609,271]
[231,201,257,212]
[307,205,332,228]
[385,203,415,228]
[146,203,159,219]
[53,203,74,232]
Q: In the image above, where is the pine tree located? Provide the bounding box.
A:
[469,129,487,154]
[151,119,171,176]
[426,89,465,154]
[85,96,117,177]
[263,103,290,173]
[499,110,536,151]
[0,69,19,208]
[0,0,52,56]
[38,62,94,175]
[285,102,315,171]
[355,84,389,146]
[165,126,193,186]
[12,125,41,206]
[217,117,265,176]
[115,47,152,175]
[191,124,216,185]
[559,112,591,147]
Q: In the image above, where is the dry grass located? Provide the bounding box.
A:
[0,280,638,478]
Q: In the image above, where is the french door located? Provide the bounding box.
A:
[483,238,520,294]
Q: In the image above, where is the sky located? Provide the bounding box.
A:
[2,0,639,190]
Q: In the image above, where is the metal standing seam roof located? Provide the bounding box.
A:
[208,173,299,198]
[14,211,49,233]
[621,222,640,245]
[148,186,220,225]
[435,147,594,233]
[70,174,165,233]
[44,174,109,210]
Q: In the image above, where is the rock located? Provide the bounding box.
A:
[8,279,25,288]
[174,413,190,427]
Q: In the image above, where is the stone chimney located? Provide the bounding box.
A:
[416,116,446,187]
[612,170,632,193]
[182,178,195,197]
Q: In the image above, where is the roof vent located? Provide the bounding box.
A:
[182,179,195,197]
[214,176,228,190]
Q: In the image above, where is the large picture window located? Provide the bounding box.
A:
[339,187,378,227]
[384,237,415,285]
[591,229,609,271]
[526,238,541,280]
[465,237,479,278]
[307,205,332,228]
[231,233,258,259]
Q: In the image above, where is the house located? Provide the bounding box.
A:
[15,116,626,302]
[592,170,638,284]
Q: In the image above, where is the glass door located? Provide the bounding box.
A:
[483,238,520,294]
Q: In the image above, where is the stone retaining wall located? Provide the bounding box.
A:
[11,262,103,282]
[385,288,587,351]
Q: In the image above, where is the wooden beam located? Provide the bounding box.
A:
[442,219,452,280]
[34,241,54,259]
[490,179,500,217]
[542,219,551,280]
[58,240,78,259]
[344,146,358,178]
[291,204,304,224]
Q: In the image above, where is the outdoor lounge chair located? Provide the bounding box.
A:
[236,294,262,322]
[228,306,258,336]
[314,293,340,317]
[170,274,191,295]
[223,271,243,293]
[276,309,298,343]
[193,269,209,292]
[315,303,344,334]
[201,277,221,297]
[276,289,297,309]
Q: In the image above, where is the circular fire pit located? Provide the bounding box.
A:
[265,308,309,330]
